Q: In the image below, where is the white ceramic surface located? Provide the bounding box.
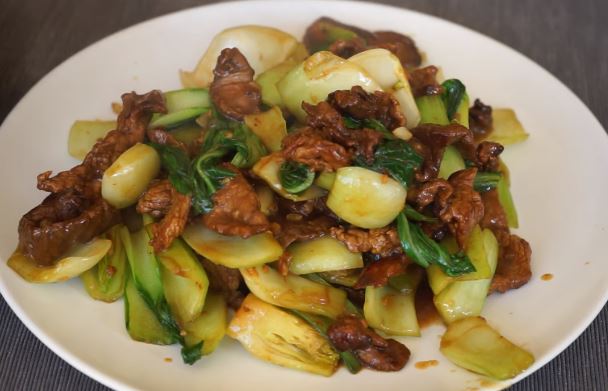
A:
[1,1,607,390]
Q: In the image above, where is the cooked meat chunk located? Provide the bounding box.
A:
[303,18,421,70]
[439,168,484,249]
[330,226,402,257]
[327,86,406,131]
[407,178,452,210]
[327,314,410,371]
[490,232,532,294]
[147,128,189,154]
[274,215,336,248]
[136,180,173,218]
[281,128,352,171]
[148,185,191,253]
[38,91,165,193]
[479,189,509,232]
[202,165,269,238]
[411,123,476,182]
[353,254,410,289]
[275,196,331,218]
[210,48,261,120]
[476,141,504,172]
[199,256,245,309]
[408,66,442,97]
[18,189,120,265]
[372,31,422,69]
[469,98,493,139]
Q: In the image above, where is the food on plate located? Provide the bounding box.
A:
[9,16,534,378]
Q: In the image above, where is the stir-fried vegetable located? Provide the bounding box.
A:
[279,161,315,194]
[441,79,467,122]
[354,139,423,188]
[486,108,529,145]
[256,58,299,108]
[473,171,502,192]
[441,316,534,379]
[228,294,340,376]
[182,221,283,268]
[288,237,363,275]
[327,166,407,229]
[101,143,161,209]
[241,265,347,319]
[243,106,288,152]
[68,120,116,160]
[150,88,211,128]
[183,292,227,356]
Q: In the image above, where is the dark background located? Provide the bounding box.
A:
[1,0,607,390]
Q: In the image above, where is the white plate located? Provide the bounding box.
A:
[1,1,607,390]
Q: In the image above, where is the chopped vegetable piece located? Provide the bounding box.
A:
[102,143,161,209]
[227,294,340,376]
[182,221,283,268]
[170,123,203,145]
[397,212,475,276]
[441,79,466,121]
[438,146,465,180]
[183,292,227,355]
[150,107,209,129]
[288,237,363,275]
[355,139,423,189]
[473,171,502,193]
[314,171,337,190]
[164,88,211,112]
[497,174,519,228]
[81,225,128,302]
[256,58,299,108]
[244,106,288,152]
[404,204,438,223]
[486,108,529,145]
[68,120,116,160]
[8,238,111,283]
[277,51,381,121]
[327,166,407,229]
[279,161,315,194]
[440,316,534,380]
[156,237,209,325]
[416,95,449,125]
[253,153,327,201]
[241,265,347,319]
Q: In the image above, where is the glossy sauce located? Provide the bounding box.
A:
[415,279,441,329]
[414,360,439,369]
[541,273,553,281]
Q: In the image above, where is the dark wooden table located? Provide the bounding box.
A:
[1,0,607,390]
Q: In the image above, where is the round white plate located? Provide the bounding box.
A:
[1,1,607,390]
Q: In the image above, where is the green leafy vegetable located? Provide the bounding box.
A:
[289,309,362,374]
[396,212,475,276]
[279,161,315,194]
[441,79,466,121]
[404,204,438,223]
[355,139,423,188]
[473,171,502,193]
[343,116,395,139]
[181,341,204,365]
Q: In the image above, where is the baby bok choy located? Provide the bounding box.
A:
[183,292,227,356]
[81,224,128,302]
[440,316,534,380]
[227,294,340,376]
[287,237,363,275]
[68,120,116,160]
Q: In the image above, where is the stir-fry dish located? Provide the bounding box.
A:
[9,17,535,379]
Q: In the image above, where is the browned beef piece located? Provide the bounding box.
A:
[327,86,406,131]
[18,189,120,265]
[411,123,476,182]
[479,189,509,232]
[198,257,245,309]
[38,91,165,194]
[476,141,504,172]
[407,178,452,210]
[303,17,375,53]
[210,48,261,120]
[149,186,191,253]
[136,180,173,218]
[147,128,188,153]
[490,232,532,293]
[439,168,484,249]
[281,128,352,171]
[408,66,442,97]
[327,315,410,371]
[202,165,269,238]
[303,18,422,70]
[274,215,336,248]
[372,31,422,69]
[330,226,402,257]
[275,196,330,218]
[353,254,409,289]
[469,98,493,139]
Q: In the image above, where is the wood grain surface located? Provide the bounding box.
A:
[1,0,607,390]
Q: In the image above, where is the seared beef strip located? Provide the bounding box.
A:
[411,123,476,182]
[408,66,442,97]
[330,226,402,257]
[353,254,410,289]
[469,98,493,139]
[281,128,352,171]
[38,91,165,194]
[148,185,192,253]
[147,128,189,154]
[210,48,261,120]
[136,180,174,219]
[476,141,504,172]
[202,164,270,238]
[327,314,410,371]
[198,256,245,309]
[372,31,422,69]
[479,189,509,233]
[274,215,336,248]
[490,231,532,294]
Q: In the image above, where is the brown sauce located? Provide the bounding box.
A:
[414,360,439,369]
[415,279,441,329]
[164,357,173,363]
[541,273,553,281]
